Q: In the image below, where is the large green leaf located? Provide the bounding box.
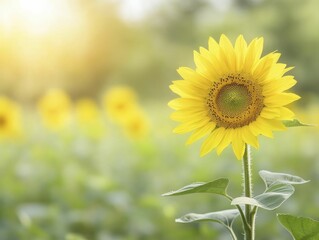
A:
[176,209,239,228]
[282,119,312,127]
[231,184,294,210]
[278,214,319,240]
[162,178,229,197]
[259,170,309,188]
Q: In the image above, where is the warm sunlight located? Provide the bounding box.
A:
[0,0,76,36]
[0,0,125,100]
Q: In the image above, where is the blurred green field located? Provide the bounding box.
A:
[0,100,318,240]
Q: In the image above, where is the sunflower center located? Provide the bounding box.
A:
[217,85,250,117]
[206,73,264,128]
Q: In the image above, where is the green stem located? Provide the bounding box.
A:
[242,144,255,240]
[227,226,238,240]
[250,206,258,239]
[225,194,251,235]
[235,204,251,235]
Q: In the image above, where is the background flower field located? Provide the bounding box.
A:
[0,0,318,239]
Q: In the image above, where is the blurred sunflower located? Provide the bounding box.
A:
[121,110,150,139]
[38,89,72,130]
[169,35,300,160]
[0,96,22,139]
[75,98,104,138]
[103,86,138,123]
[75,98,99,125]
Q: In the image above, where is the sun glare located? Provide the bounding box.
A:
[0,0,76,36]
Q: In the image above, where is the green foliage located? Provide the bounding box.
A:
[282,119,313,128]
[232,171,308,210]
[259,170,309,187]
[231,184,294,210]
[162,178,229,198]
[278,214,319,240]
[176,210,239,239]
[175,210,239,227]
[65,233,87,240]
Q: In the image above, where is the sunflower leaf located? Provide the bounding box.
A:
[277,214,319,240]
[282,119,313,127]
[259,170,309,188]
[231,184,294,210]
[176,209,239,228]
[162,178,229,197]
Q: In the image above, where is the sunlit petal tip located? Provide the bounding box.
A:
[289,93,301,101]
[173,126,189,134]
[176,67,188,74]
[168,84,175,90]
[236,34,244,40]
[219,34,227,41]
[199,47,207,54]
[257,36,264,44]
[232,142,245,160]
[199,152,207,158]
[220,34,233,47]
[208,37,219,52]
[286,66,295,71]
[253,142,260,149]
[199,147,209,157]
[167,99,179,109]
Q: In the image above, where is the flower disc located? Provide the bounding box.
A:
[169,35,300,160]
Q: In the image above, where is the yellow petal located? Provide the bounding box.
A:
[260,107,280,119]
[208,37,219,54]
[254,52,280,83]
[173,117,211,134]
[232,132,245,160]
[241,126,259,149]
[168,98,204,110]
[249,121,261,136]
[263,118,286,131]
[264,93,301,107]
[170,109,208,122]
[170,81,207,98]
[216,128,233,155]
[262,76,297,95]
[199,47,223,78]
[194,51,217,80]
[266,64,293,81]
[186,121,216,145]
[177,67,212,87]
[277,107,295,120]
[252,117,286,138]
[234,35,247,71]
[243,37,263,73]
[219,34,236,70]
[177,67,196,79]
[200,127,225,157]
[249,119,273,138]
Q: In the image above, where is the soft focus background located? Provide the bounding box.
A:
[0,0,318,239]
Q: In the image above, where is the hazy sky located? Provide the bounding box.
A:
[117,0,232,21]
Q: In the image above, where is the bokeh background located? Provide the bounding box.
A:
[0,0,318,239]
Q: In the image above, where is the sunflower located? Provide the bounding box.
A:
[75,98,105,138]
[103,86,138,123]
[169,35,300,160]
[121,110,150,139]
[38,89,72,130]
[75,98,99,125]
[0,96,22,139]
